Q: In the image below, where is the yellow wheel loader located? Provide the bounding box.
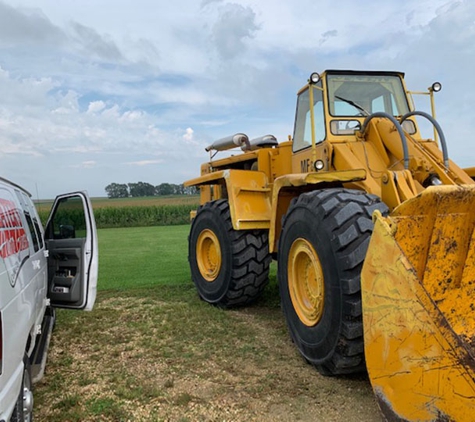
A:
[184,70,475,421]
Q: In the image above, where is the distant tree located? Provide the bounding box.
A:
[128,183,139,197]
[128,182,155,197]
[155,183,174,196]
[105,183,129,199]
[170,183,184,195]
[183,185,198,195]
[106,181,197,197]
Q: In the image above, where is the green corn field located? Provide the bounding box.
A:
[36,195,200,229]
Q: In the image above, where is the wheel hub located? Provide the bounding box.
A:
[23,386,34,420]
[196,229,222,282]
[288,238,325,326]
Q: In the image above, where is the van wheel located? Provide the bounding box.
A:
[189,199,271,307]
[278,189,388,375]
[11,355,34,422]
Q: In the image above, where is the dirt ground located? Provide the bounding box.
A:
[35,293,383,421]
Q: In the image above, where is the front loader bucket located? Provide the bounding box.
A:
[361,185,475,422]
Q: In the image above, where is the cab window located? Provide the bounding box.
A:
[327,74,410,117]
[293,82,326,152]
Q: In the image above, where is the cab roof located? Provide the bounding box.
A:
[323,69,405,78]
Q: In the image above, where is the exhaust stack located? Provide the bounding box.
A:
[205,133,249,152]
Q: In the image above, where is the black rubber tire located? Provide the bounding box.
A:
[189,199,271,307]
[278,188,388,375]
[11,355,33,422]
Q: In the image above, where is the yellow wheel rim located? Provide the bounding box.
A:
[288,238,325,327]
[196,229,222,282]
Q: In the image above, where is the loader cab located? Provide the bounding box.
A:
[292,70,414,173]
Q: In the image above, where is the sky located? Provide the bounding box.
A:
[0,0,474,198]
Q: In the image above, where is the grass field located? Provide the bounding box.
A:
[98,225,192,290]
[33,225,380,422]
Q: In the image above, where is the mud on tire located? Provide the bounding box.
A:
[189,199,272,307]
[278,188,388,375]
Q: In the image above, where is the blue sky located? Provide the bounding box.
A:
[0,0,474,198]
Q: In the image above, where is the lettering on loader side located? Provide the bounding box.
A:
[300,159,311,173]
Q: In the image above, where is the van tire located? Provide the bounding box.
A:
[11,355,34,422]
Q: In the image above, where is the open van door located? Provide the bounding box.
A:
[44,191,98,311]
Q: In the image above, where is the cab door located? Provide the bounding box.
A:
[44,192,98,311]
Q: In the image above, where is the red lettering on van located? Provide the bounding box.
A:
[0,199,29,258]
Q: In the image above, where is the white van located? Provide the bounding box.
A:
[0,177,98,422]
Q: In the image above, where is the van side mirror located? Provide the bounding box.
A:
[59,224,75,239]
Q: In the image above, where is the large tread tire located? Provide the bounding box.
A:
[189,199,271,307]
[278,188,388,375]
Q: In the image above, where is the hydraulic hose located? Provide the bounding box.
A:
[361,112,409,169]
[400,111,449,169]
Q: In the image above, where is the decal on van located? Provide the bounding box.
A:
[0,198,30,286]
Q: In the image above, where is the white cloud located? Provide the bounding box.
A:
[0,1,63,46]
[211,2,260,59]
[53,145,103,154]
[120,110,144,122]
[51,90,80,114]
[183,128,194,142]
[70,21,125,62]
[126,159,164,166]
[87,100,106,114]
[81,160,96,169]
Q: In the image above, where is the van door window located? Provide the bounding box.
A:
[47,196,86,240]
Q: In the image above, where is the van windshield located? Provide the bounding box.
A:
[326,74,410,117]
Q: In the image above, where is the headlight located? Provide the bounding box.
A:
[314,160,325,171]
[431,82,442,92]
[309,72,321,84]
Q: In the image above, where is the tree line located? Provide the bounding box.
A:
[105,182,198,198]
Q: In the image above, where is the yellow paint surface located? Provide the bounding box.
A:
[362,185,475,421]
